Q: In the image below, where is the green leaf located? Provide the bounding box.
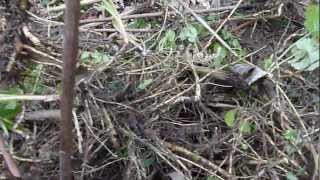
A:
[0,101,21,120]
[116,147,128,158]
[101,0,128,43]
[288,37,319,71]
[137,79,153,90]
[286,172,298,180]
[106,80,125,94]
[0,120,9,136]
[193,23,209,38]
[221,29,233,40]
[23,65,44,94]
[0,88,22,133]
[205,15,218,21]
[80,51,110,65]
[283,129,297,141]
[0,88,23,120]
[304,4,319,39]
[263,58,273,70]
[80,51,90,61]
[224,110,236,128]
[240,143,248,150]
[128,19,147,28]
[159,30,176,51]
[179,24,198,43]
[206,175,219,180]
[142,156,156,168]
[91,51,109,64]
[220,29,245,56]
[102,0,117,16]
[231,38,241,49]
[40,0,50,6]
[239,121,253,134]
[210,43,227,68]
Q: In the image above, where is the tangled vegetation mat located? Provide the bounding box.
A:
[0,0,319,179]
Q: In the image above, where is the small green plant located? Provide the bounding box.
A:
[239,121,254,134]
[128,19,147,29]
[209,42,227,68]
[0,88,23,136]
[158,30,176,51]
[106,80,125,93]
[23,65,44,94]
[208,29,245,62]
[224,109,236,128]
[288,37,319,71]
[80,50,110,66]
[283,129,298,142]
[287,3,319,71]
[220,29,246,57]
[286,171,298,180]
[137,79,153,91]
[179,23,198,43]
[262,57,273,70]
[141,152,156,168]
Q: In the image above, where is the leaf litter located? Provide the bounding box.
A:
[0,0,319,179]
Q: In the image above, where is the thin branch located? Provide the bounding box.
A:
[0,94,59,102]
[59,0,80,179]
[48,0,101,12]
[79,5,253,24]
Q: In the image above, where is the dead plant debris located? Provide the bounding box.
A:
[0,0,319,180]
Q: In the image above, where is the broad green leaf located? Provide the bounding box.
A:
[80,51,90,61]
[288,37,319,71]
[0,101,22,120]
[239,121,253,134]
[159,30,176,51]
[286,172,298,180]
[179,24,198,43]
[224,110,236,128]
[283,129,297,141]
[137,79,153,90]
[305,5,319,39]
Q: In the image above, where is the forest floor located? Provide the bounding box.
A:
[0,0,319,179]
